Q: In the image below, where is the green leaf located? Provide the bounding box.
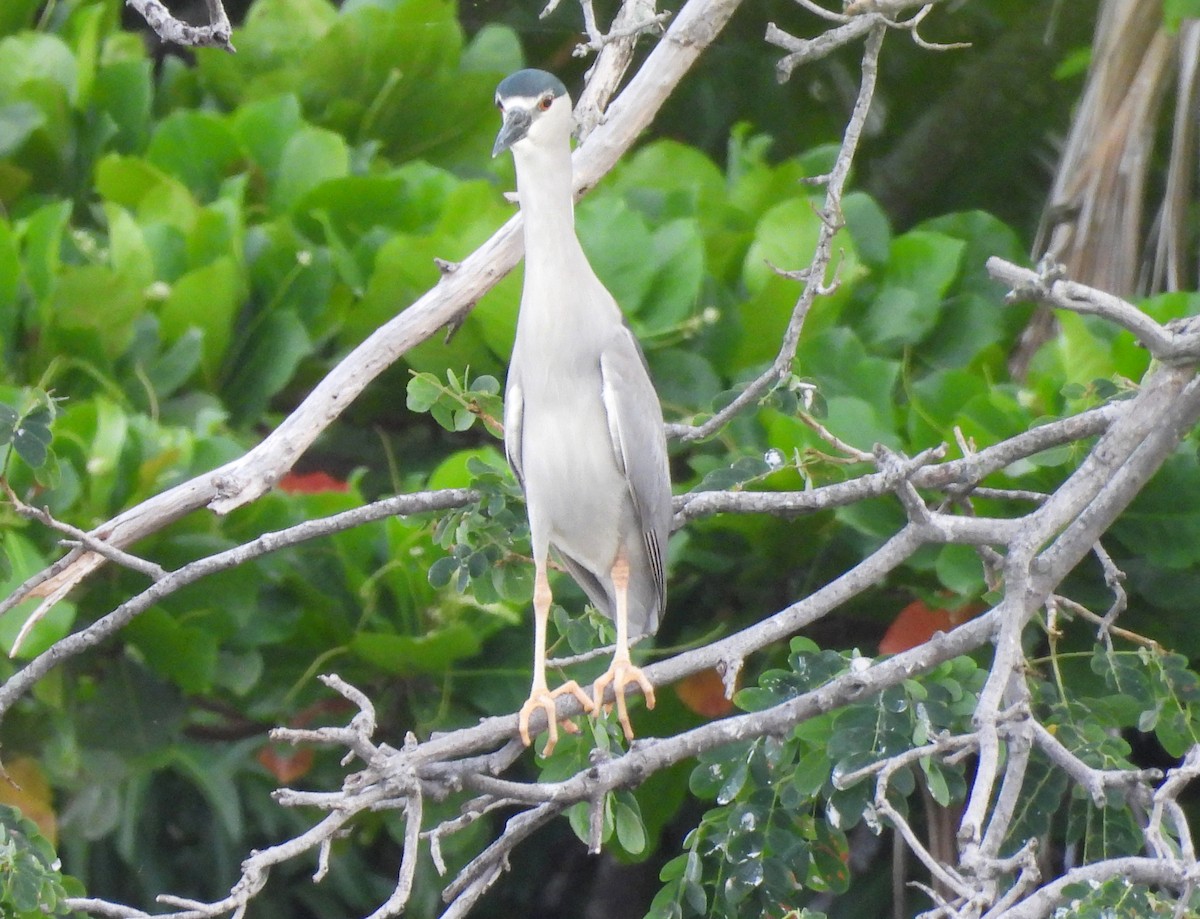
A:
[821,395,898,453]
[716,753,750,805]
[428,447,505,490]
[0,102,44,158]
[77,658,186,755]
[460,23,523,73]
[103,204,155,290]
[124,607,221,694]
[58,397,128,511]
[159,256,243,382]
[577,197,658,316]
[694,455,771,492]
[863,231,965,351]
[0,803,77,919]
[297,0,498,165]
[94,58,153,152]
[169,746,245,839]
[195,0,336,104]
[146,110,243,201]
[729,196,862,370]
[224,309,313,424]
[796,327,900,427]
[907,368,989,446]
[0,0,40,35]
[921,757,951,807]
[1092,644,1152,702]
[682,876,706,917]
[271,126,350,211]
[651,348,721,412]
[613,139,727,223]
[19,199,72,303]
[213,650,264,697]
[66,1,106,108]
[0,218,18,355]
[11,418,51,467]
[721,857,763,907]
[349,624,481,675]
[1052,312,1119,390]
[46,263,144,360]
[406,372,443,413]
[427,555,458,589]
[809,821,850,893]
[792,747,831,798]
[95,154,198,229]
[954,387,1029,450]
[1114,454,1200,567]
[842,191,891,266]
[690,742,752,799]
[614,791,647,855]
[231,93,304,178]
[639,219,705,334]
[934,544,984,597]
[147,327,204,398]
[1067,795,1143,861]
[0,33,77,103]
[1164,0,1200,30]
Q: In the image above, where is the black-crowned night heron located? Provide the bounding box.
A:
[492,69,672,755]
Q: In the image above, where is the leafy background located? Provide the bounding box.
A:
[2,1,1200,917]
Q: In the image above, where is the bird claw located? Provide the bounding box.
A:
[592,661,656,742]
[518,681,595,756]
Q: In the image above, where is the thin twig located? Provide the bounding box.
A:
[3,481,167,582]
[671,22,885,443]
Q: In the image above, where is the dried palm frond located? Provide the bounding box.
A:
[1150,20,1200,293]
[1033,0,1175,297]
[1016,1,1200,375]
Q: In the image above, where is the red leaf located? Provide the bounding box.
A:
[257,745,314,784]
[879,599,983,655]
[278,471,349,494]
[675,667,737,718]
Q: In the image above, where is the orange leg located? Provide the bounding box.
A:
[518,559,593,756]
[592,549,656,741]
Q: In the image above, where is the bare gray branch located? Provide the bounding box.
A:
[125,0,235,52]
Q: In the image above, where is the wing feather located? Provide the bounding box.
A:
[599,327,672,613]
[504,380,525,492]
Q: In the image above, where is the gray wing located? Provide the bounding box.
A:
[504,376,525,492]
[599,326,672,611]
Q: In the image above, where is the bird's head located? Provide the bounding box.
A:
[492,69,571,158]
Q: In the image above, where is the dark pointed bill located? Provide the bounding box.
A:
[493,107,533,157]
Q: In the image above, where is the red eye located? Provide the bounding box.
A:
[538,95,553,111]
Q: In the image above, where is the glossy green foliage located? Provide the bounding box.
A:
[407,369,503,437]
[649,641,982,918]
[1059,878,1192,918]
[0,388,56,470]
[0,804,83,918]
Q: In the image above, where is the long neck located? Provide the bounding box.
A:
[512,140,589,288]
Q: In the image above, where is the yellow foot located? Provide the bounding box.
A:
[518,681,595,756]
[592,660,656,742]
